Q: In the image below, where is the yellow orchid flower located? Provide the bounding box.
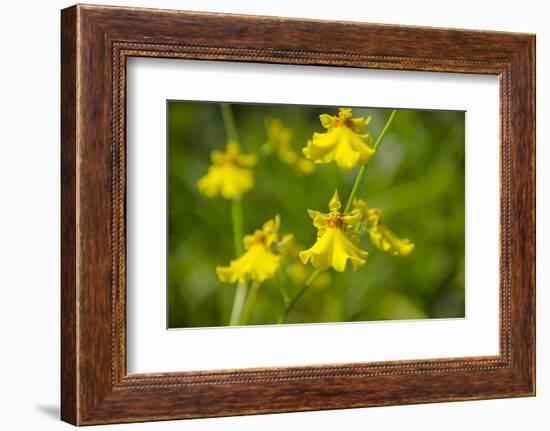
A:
[197,141,256,200]
[299,191,368,272]
[302,108,375,170]
[265,118,316,175]
[352,198,370,225]
[353,199,415,257]
[217,217,292,284]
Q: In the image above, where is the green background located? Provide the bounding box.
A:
[167,101,465,328]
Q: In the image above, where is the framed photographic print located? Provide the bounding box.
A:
[61,4,535,425]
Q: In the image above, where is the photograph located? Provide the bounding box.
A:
[0,0,540,427]
[167,101,466,328]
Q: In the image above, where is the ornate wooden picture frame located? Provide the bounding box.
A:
[61,4,535,425]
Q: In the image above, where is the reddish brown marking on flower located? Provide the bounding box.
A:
[324,213,345,229]
[254,233,268,245]
[332,117,354,129]
[219,155,238,166]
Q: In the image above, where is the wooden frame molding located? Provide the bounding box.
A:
[61,4,535,425]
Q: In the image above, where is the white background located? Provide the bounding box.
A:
[127,59,500,373]
[0,0,546,430]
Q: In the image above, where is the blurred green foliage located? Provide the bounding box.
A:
[167,101,465,328]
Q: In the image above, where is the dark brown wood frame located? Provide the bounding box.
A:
[61,4,536,426]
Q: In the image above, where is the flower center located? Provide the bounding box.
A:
[332,117,354,129]
[324,212,345,229]
[331,108,355,129]
[249,232,269,246]
[219,155,239,166]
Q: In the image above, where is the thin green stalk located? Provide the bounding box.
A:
[229,283,248,326]
[220,103,249,326]
[228,198,247,326]
[373,109,398,151]
[240,282,260,325]
[343,109,398,212]
[274,271,290,305]
[343,166,368,213]
[277,269,320,324]
[221,103,239,143]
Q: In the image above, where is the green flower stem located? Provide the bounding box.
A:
[221,103,239,143]
[343,109,398,213]
[228,199,248,326]
[240,282,260,325]
[221,102,248,326]
[343,166,367,213]
[229,283,248,326]
[277,269,320,324]
[275,272,290,306]
[228,197,247,326]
